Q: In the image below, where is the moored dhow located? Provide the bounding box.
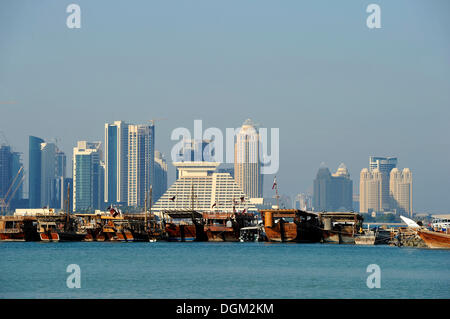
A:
[417,229,450,249]
[317,212,364,244]
[0,215,39,241]
[260,209,322,243]
[164,210,207,242]
[203,211,256,242]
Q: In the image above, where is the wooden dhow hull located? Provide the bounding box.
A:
[417,229,450,249]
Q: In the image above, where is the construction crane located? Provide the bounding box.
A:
[0,166,26,215]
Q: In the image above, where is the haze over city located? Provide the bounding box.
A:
[1,0,449,213]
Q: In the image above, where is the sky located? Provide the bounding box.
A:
[0,0,449,213]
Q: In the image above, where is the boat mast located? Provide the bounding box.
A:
[147,186,152,231]
[274,176,280,210]
[144,189,148,228]
[65,184,70,231]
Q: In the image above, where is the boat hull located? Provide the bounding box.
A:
[417,229,450,249]
[0,231,26,241]
[354,235,376,245]
[165,224,205,242]
[205,226,240,242]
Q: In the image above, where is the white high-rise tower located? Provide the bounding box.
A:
[234,119,263,199]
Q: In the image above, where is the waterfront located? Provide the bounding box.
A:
[1,242,449,299]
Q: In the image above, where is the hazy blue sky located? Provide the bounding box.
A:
[1,0,449,212]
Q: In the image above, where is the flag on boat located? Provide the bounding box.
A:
[170,195,176,201]
[212,202,217,208]
[240,196,245,203]
[272,176,277,190]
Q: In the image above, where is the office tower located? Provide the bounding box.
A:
[152,162,256,214]
[369,156,397,210]
[28,136,44,208]
[313,166,332,211]
[331,163,353,210]
[359,168,382,213]
[104,121,129,205]
[0,146,12,199]
[127,124,155,207]
[73,141,102,212]
[0,146,24,211]
[313,163,353,212]
[390,168,413,216]
[234,119,263,199]
[40,142,57,208]
[153,150,168,203]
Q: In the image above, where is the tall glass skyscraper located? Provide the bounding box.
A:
[28,136,44,208]
[313,163,353,212]
[104,121,129,205]
[73,141,102,212]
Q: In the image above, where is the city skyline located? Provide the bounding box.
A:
[0,126,427,215]
[1,1,449,213]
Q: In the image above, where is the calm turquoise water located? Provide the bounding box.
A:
[0,242,449,299]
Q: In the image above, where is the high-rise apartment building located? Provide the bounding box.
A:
[127,124,155,207]
[369,156,397,210]
[73,141,103,212]
[313,163,353,212]
[104,121,129,205]
[234,119,263,199]
[28,136,66,209]
[390,168,413,216]
[153,150,168,203]
[359,168,382,213]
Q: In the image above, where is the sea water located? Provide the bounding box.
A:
[0,242,449,298]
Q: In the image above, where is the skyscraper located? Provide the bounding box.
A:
[390,168,413,216]
[104,121,129,205]
[127,124,155,207]
[234,119,263,199]
[359,168,382,213]
[28,136,44,208]
[40,142,57,208]
[0,146,13,199]
[153,150,168,203]
[369,156,397,210]
[0,146,24,211]
[73,141,102,212]
[313,163,353,212]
